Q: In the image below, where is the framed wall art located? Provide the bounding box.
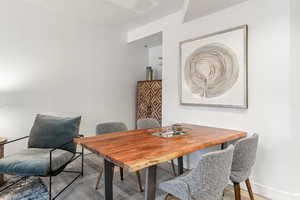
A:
[179,25,248,108]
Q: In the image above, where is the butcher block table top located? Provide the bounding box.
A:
[0,137,7,144]
[75,124,246,172]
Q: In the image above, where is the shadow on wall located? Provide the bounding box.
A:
[178,103,249,114]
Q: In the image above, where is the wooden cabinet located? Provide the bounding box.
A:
[0,137,7,186]
[136,80,162,125]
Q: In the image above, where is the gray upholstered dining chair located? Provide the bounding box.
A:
[231,134,259,200]
[137,118,161,130]
[0,114,84,200]
[95,122,143,192]
[137,118,177,177]
[159,145,234,200]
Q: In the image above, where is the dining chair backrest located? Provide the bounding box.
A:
[189,145,235,199]
[96,122,127,135]
[137,118,160,129]
[231,134,259,173]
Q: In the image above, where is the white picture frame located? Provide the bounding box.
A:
[179,25,248,108]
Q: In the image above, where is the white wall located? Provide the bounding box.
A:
[148,46,163,80]
[290,0,300,196]
[0,0,147,154]
[128,0,300,199]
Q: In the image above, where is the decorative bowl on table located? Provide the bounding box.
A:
[152,124,191,138]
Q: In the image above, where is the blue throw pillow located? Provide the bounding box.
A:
[28,114,81,153]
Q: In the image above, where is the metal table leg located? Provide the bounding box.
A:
[145,165,157,200]
[104,159,114,200]
[221,142,228,150]
[178,157,184,175]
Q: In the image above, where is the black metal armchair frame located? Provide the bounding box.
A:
[0,135,84,200]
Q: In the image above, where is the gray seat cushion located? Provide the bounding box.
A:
[28,114,81,153]
[0,148,74,176]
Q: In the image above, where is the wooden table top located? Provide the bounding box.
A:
[0,137,7,144]
[75,124,246,172]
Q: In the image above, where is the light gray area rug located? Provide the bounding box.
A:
[0,177,48,200]
[42,153,169,200]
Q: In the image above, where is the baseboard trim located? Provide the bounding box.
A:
[240,181,300,200]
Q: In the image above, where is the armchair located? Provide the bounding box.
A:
[0,114,84,200]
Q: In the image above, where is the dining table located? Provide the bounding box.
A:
[74,124,246,200]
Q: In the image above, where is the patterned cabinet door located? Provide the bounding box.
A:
[137,81,151,121]
[149,81,162,124]
[136,80,162,125]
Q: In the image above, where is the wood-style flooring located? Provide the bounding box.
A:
[42,153,268,200]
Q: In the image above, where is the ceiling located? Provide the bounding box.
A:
[21,0,249,29]
[183,0,248,23]
[23,0,184,29]
[130,32,163,48]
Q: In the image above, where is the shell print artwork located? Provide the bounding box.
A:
[184,43,239,98]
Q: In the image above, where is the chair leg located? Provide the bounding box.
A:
[95,166,104,190]
[165,194,170,200]
[171,160,177,177]
[49,175,52,200]
[81,145,84,176]
[136,171,143,192]
[119,167,124,181]
[246,179,255,200]
[165,194,178,200]
[233,183,241,200]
